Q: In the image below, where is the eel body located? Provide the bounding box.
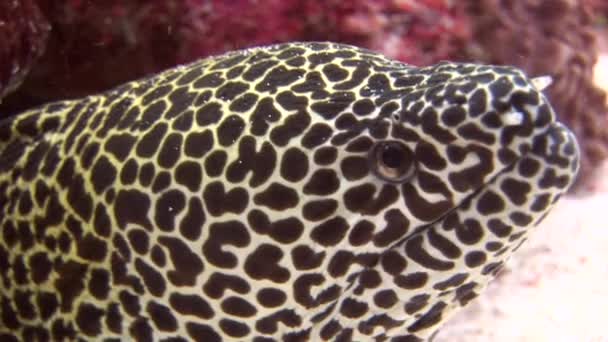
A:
[0,42,579,341]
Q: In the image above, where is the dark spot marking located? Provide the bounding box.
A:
[244,244,289,282]
[250,97,281,136]
[302,123,333,149]
[217,115,245,147]
[428,227,461,259]
[310,216,349,247]
[501,178,531,205]
[75,303,105,336]
[415,141,447,170]
[303,199,338,222]
[311,92,355,119]
[344,184,400,215]
[186,323,221,342]
[154,190,186,231]
[147,301,178,332]
[408,302,447,333]
[456,218,485,244]
[184,130,213,158]
[276,91,308,111]
[158,236,204,286]
[395,272,428,289]
[457,123,495,144]
[204,150,227,177]
[226,137,277,187]
[219,319,250,338]
[374,289,398,308]
[531,193,551,212]
[322,63,348,81]
[221,296,257,318]
[340,298,368,318]
[115,189,152,230]
[293,273,324,308]
[203,220,250,268]
[510,211,533,226]
[402,183,452,221]
[465,251,487,268]
[468,88,487,117]
[353,99,376,116]
[157,133,182,169]
[29,252,52,284]
[270,111,311,146]
[406,235,454,271]
[135,258,165,297]
[341,156,369,181]
[175,161,202,192]
[314,146,337,165]
[54,260,87,312]
[488,218,512,237]
[89,268,110,300]
[433,273,468,291]
[476,190,505,215]
[179,197,205,240]
[374,209,409,247]
[291,245,325,270]
[280,147,309,182]
[230,92,259,112]
[204,182,248,216]
[196,102,223,126]
[255,309,302,335]
[349,220,375,246]
[90,156,116,194]
[441,106,466,126]
[67,176,93,221]
[203,272,250,299]
[77,233,107,262]
[243,60,278,81]
[216,81,249,101]
[255,65,305,93]
[254,183,298,210]
[304,169,340,195]
[327,251,355,278]
[136,122,167,158]
[104,134,136,162]
[169,293,214,319]
[257,288,287,308]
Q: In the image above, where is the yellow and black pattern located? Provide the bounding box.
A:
[0,42,579,341]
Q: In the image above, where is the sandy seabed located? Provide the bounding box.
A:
[435,46,608,342]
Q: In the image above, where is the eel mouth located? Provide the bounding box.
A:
[395,120,580,248]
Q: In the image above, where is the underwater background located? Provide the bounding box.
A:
[1,1,607,341]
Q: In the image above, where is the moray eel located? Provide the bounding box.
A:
[0,42,579,341]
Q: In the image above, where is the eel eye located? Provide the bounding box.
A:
[370,140,416,183]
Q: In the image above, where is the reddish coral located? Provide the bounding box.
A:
[0,0,469,114]
[0,0,50,99]
[181,1,470,66]
[583,0,608,22]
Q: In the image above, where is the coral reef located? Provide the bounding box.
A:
[0,0,50,100]
[0,0,469,115]
[583,0,608,24]
[182,1,469,66]
[461,0,608,190]
[0,1,192,113]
